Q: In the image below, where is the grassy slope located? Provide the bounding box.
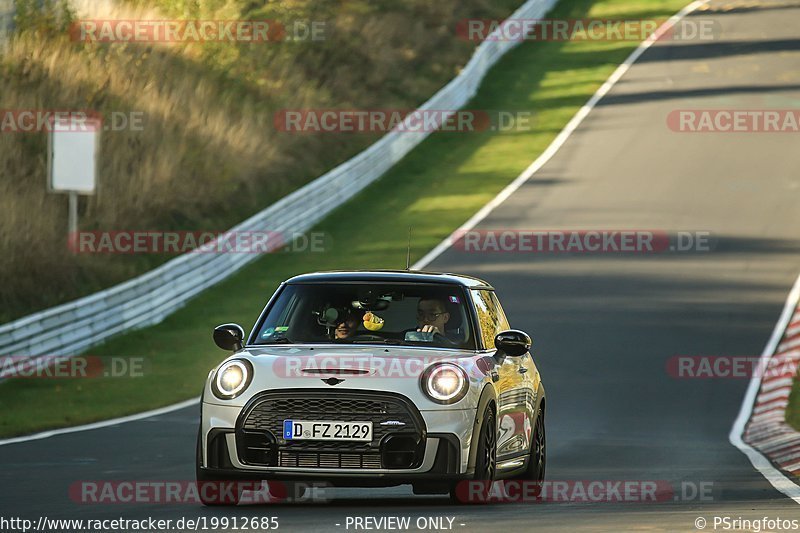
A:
[0,0,690,437]
[1,0,521,322]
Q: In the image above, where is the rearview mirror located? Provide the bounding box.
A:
[494,329,531,357]
[213,323,245,351]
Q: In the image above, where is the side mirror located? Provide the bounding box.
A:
[494,329,531,357]
[213,323,245,351]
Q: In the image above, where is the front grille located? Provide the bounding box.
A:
[238,390,425,469]
[278,451,382,469]
[244,397,399,429]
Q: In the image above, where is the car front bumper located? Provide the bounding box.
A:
[200,390,477,480]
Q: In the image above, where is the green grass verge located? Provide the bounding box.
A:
[0,0,690,437]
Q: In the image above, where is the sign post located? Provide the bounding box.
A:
[68,190,78,236]
[47,113,100,242]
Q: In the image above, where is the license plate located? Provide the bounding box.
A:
[283,420,373,441]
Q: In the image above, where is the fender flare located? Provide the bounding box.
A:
[467,385,498,473]
[522,380,546,463]
[533,381,546,420]
[528,380,546,453]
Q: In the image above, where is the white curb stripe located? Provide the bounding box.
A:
[762,378,797,393]
[775,448,800,464]
[755,400,791,415]
[730,273,800,504]
[761,435,800,453]
[758,390,792,404]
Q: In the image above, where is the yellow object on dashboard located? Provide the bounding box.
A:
[363,311,385,331]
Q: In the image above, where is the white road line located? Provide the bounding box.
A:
[0,397,198,447]
[413,0,710,271]
[5,5,799,509]
[0,1,726,459]
[415,0,800,505]
[0,1,708,444]
[729,273,800,504]
[2,2,799,508]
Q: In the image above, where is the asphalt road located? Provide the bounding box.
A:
[3,1,800,531]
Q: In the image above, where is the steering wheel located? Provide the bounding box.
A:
[431,331,458,346]
[343,334,385,342]
[404,328,458,346]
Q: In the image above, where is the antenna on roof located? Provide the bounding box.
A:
[406,226,413,271]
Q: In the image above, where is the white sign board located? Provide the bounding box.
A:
[48,115,99,194]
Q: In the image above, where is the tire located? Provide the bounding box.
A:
[450,406,496,504]
[530,410,546,483]
[475,408,497,482]
[512,409,546,485]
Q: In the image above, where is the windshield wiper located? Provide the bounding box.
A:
[351,338,410,346]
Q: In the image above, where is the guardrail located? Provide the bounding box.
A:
[0,0,558,366]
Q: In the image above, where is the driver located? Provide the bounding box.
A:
[334,308,364,340]
[416,298,451,336]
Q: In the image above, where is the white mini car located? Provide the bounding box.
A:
[197,270,545,504]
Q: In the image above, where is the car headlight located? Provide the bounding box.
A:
[212,359,253,399]
[421,363,468,404]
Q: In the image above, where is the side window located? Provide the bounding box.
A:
[470,289,506,350]
[490,291,511,331]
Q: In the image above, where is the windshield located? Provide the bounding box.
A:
[252,283,475,350]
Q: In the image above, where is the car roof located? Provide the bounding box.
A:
[285,270,494,289]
